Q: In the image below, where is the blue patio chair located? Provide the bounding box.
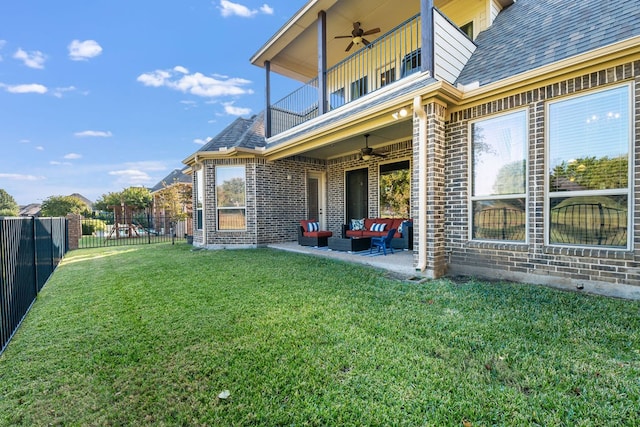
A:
[370,228,396,255]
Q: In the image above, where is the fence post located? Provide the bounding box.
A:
[65,214,81,250]
[32,217,38,296]
[147,212,152,244]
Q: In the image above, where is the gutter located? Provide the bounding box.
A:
[413,95,427,273]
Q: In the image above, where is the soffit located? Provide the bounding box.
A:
[251,0,419,82]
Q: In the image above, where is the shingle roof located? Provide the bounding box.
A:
[150,166,191,192]
[457,0,640,87]
[198,113,265,152]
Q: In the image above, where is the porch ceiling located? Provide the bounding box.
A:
[251,0,421,81]
[272,117,413,161]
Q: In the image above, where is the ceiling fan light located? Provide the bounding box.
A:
[362,154,372,161]
[353,36,363,45]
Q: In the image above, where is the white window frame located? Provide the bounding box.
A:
[215,165,247,232]
[545,83,634,250]
[468,108,529,243]
[195,167,204,231]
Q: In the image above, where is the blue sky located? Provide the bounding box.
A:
[0,0,303,206]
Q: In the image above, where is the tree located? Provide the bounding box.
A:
[549,155,628,192]
[40,195,89,217]
[95,187,153,212]
[0,189,19,216]
[379,169,410,217]
[492,160,526,195]
[217,178,245,207]
[155,181,192,224]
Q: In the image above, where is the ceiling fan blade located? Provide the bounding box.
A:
[334,35,353,39]
[363,28,380,36]
[345,41,354,52]
[362,38,371,46]
[373,151,388,157]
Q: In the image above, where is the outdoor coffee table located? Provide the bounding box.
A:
[328,236,371,252]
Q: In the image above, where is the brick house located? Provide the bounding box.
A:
[183,0,640,299]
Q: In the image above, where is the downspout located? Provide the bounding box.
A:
[414,95,427,273]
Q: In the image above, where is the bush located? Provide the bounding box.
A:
[82,219,107,235]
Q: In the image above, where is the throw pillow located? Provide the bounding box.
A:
[370,223,386,232]
[351,218,365,231]
[307,221,320,232]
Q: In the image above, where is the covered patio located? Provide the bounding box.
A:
[268,241,420,279]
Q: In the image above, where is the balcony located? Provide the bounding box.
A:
[267,9,475,137]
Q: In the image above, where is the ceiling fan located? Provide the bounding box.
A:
[335,22,380,52]
[359,134,387,160]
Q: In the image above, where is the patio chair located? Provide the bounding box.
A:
[370,228,396,255]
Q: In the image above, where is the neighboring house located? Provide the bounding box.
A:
[150,167,193,237]
[69,193,94,212]
[19,203,42,217]
[183,0,640,299]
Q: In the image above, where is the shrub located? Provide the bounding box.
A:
[82,219,107,235]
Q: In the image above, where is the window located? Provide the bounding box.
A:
[401,48,421,77]
[350,76,368,101]
[379,160,410,218]
[215,166,246,231]
[330,88,345,109]
[379,67,396,88]
[547,85,631,248]
[460,21,473,40]
[471,110,527,241]
[195,168,204,230]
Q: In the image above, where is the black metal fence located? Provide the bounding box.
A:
[78,212,188,249]
[1,217,67,354]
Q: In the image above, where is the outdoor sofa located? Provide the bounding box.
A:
[298,219,333,247]
[342,217,413,250]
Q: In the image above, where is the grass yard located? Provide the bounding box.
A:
[0,244,639,426]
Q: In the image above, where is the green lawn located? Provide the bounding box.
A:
[1,244,639,426]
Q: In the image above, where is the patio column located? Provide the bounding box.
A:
[265,60,272,138]
[413,97,447,278]
[420,0,435,77]
[317,10,328,115]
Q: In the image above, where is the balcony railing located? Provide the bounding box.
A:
[268,9,475,137]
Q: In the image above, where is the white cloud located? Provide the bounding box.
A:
[1,83,48,94]
[74,130,113,138]
[174,65,189,74]
[137,68,253,98]
[218,1,273,17]
[13,48,46,69]
[0,173,43,181]
[68,39,103,61]
[20,139,30,144]
[108,169,153,186]
[64,153,82,160]
[35,146,44,151]
[50,160,72,166]
[260,4,274,14]
[193,137,211,145]
[52,86,77,98]
[223,102,251,116]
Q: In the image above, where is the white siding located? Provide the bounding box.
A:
[434,11,476,84]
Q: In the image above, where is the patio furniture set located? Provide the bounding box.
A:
[298,218,413,255]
